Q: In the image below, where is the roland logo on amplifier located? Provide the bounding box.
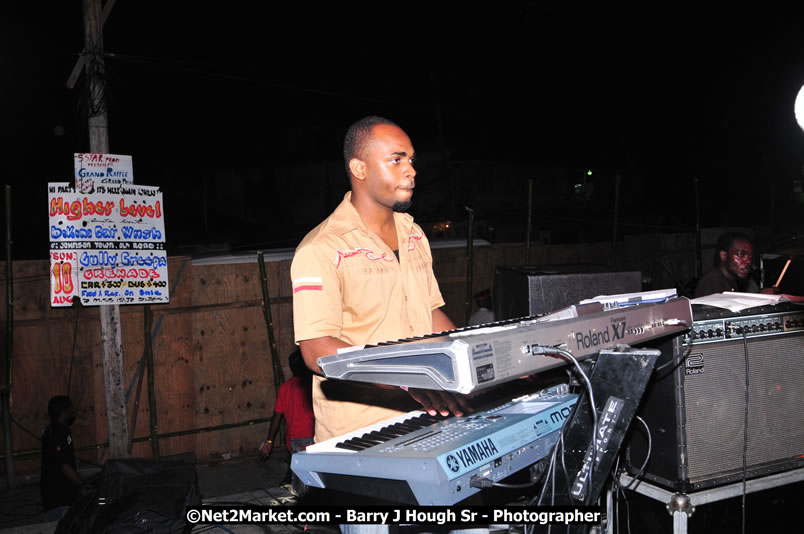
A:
[685,352,705,375]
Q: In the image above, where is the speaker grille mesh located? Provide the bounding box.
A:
[683,334,804,481]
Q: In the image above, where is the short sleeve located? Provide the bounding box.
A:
[43,426,70,465]
[291,242,343,343]
[274,381,288,414]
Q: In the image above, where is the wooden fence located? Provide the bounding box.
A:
[0,234,698,478]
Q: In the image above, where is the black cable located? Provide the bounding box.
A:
[611,453,633,534]
[623,489,632,534]
[651,320,694,378]
[535,437,560,506]
[609,415,651,534]
[482,479,540,489]
[546,347,598,505]
[622,416,651,492]
[558,428,572,503]
[611,456,622,534]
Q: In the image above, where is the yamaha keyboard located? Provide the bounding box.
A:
[319,297,692,394]
[291,385,578,505]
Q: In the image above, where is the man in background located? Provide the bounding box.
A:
[259,350,314,460]
[260,349,314,496]
[694,232,777,297]
[40,395,81,521]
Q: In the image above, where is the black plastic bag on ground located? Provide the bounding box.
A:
[56,456,201,534]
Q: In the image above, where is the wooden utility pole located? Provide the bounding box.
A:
[3,186,15,488]
[81,0,129,458]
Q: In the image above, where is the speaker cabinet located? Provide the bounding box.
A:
[626,303,804,491]
[493,265,641,320]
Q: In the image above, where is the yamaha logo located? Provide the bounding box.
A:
[453,438,499,469]
[446,455,461,472]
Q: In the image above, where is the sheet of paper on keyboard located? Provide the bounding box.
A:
[690,292,788,312]
[579,288,678,309]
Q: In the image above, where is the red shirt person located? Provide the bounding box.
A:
[259,350,314,458]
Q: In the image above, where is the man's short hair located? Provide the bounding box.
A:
[343,116,400,178]
[713,232,751,266]
[47,395,73,422]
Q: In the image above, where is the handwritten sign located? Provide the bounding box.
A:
[74,153,133,193]
[48,182,169,307]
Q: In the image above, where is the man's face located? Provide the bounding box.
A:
[61,405,76,426]
[722,239,753,279]
[360,124,416,212]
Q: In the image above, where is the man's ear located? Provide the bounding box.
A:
[349,158,366,181]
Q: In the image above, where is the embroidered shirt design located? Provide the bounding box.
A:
[335,248,394,269]
[408,231,424,251]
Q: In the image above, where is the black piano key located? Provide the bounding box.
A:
[332,412,451,452]
[380,416,438,436]
[366,430,400,441]
[400,418,427,429]
[353,436,383,446]
[408,418,438,429]
[415,414,444,425]
[334,441,365,452]
[376,427,405,438]
[341,438,377,450]
[358,433,385,445]
[363,431,395,442]
[373,429,405,439]
[387,422,418,433]
[334,411,453,453]
[405,413,439,426]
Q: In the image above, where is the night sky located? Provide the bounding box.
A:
[3,4,804,259]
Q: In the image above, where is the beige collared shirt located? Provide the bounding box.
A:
[291,192,446,442]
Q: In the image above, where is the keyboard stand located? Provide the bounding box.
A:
[618,467,804,534]
[538,346,661,532]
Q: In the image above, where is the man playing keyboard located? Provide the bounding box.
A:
[291,116,473,450]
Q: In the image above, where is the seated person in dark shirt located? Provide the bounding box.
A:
[694,232,776,297]
[40,395,82,521]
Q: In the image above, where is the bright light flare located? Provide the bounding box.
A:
[795,84,804,132]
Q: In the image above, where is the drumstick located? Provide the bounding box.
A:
[774,256,793,288]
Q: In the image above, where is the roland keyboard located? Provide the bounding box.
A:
[318,297,692,394]
[291,385,578,505]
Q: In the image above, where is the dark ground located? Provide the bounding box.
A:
[1,448,801,533]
